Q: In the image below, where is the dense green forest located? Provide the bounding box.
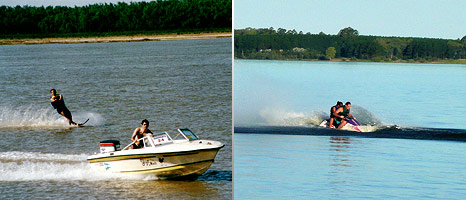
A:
[0,0,231,38]
[235,27,466,63]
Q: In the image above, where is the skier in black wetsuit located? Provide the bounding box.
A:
[50,89,76,125]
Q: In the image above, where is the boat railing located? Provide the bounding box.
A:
[121,132,174,150]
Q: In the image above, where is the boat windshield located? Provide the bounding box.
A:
[152,133,172,145]
[122,132,173,150]
[177,129,199,141]
[121,129,200,150]
[143,137,152,148]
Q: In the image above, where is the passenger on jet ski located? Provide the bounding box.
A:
[333,102,356,129]
[328,101,343,128]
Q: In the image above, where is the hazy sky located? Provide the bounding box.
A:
[235,0,466,39]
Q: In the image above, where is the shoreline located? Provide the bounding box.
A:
[235,58,466,65]
[326,58,466,64]
[0,32,232,45]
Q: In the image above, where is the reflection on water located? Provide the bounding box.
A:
[328,136,353,189]
[198,170,232,181]
[329,137,351,151]
[329,137,352,167]
[236,130,466,199]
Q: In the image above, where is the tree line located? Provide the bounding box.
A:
[0,0,231,37]
[235,27,466,62]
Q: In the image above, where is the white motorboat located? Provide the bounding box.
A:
[87,128,224,179]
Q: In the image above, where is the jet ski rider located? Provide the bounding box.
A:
[333,102,356,129]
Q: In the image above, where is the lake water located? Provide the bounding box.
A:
[234,59,466,199]
[0,38,232,199]
[234,134,466,200]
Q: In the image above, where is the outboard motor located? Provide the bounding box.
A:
[100,139,120,153]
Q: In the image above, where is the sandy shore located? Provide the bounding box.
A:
[0,32,231,45]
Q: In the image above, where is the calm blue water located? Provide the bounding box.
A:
[234,134,466,200]
[234,59,466,199]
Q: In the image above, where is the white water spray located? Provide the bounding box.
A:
[0,105,105,128]
[257,105,384,128]
[0,151,146,181]
[259,108,325,126]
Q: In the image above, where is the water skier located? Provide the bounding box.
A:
[50,89,77,125]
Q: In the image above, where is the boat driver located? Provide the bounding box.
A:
[333,102,356,129]
[131,119,153,149]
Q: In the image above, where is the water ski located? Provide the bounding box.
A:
[76,119,89,127]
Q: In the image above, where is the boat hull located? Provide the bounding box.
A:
[88,145,222,179]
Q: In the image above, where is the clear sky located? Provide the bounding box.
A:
[235,0,466,39]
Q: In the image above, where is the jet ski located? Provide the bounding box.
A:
[319,117,363,132]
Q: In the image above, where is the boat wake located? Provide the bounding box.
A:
[235,105,466,142]
[0,105,104,128]
[254,105,384,132]
[0,151,143,182]
[235,126,466,142]
[0,151,229,182]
